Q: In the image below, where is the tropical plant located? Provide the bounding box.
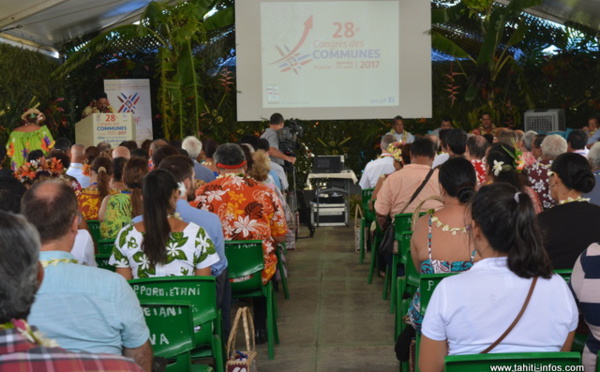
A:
[431,0,544,126]
[53,0,234,140]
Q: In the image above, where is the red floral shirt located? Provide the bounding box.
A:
[192,174,287,284]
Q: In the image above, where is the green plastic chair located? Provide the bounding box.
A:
[444,352,581,372]
[129,276,224,372]
[596,349,600,372]
[360,188,375,264]
[140,300,214,372]
[275,243,289,299]
[97,239,116,255]
[418,272,457,316]
[367,216,384,284]
[87,220,101,244]
[554,269,572,283]
[95,254,116,272]
[225,240,279,360]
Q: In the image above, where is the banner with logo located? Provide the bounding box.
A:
[104,79,153,143]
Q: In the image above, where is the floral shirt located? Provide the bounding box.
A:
[470,159,487,186]
[78,188,119,221]
[192,174,288,284]
[525,158,556,210]
[100,193,132,239]
[109,222,219,278]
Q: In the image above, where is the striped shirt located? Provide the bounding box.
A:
[571,242,600,372]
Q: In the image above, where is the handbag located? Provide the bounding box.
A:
[379,169,435,256]
[480,277,539,354]
[354,205,365,253]
[226,307,258,372]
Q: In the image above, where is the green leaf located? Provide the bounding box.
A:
[127,236,139,250]
[431,32,474,61]
[118,224,133,248]
[204,7,234,30]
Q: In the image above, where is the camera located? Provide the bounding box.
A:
[278,120,303,155]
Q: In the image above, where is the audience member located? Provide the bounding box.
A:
[85,145,100,166]
[110,169,219,279]
[0,176,26,212]
[465,134,488,186]
[131,148,149,161]
[0,211,145,371]
[181,136,217,184]
[202,139,219,176]
[151,145,177,169]
[526,134,567,210]
[375,137,443,225]
[442,128,467,158]
[538,152,600,269]
[567,129,589,156]
[256,138,288,191]
[571,242,600,372]
[112,146,131,160]
[487,143,542,213]
[531,133,547,159]
[54,137,72,153]
[586,115,600,147]
[99,157,148,239]
[496,128,518,146]
[194,143,287,344]
[584,142,600,206]
[148,139,168,168]
[519,130,538,167]
[359,134,396,189]
[140,139,152,154]
[408,158,477,331]
[0,146,12,177]
[23,181,151,371]
[419,183,578,372]
[431,129,450,168]
[78,157,115,220]
[97,141,112,153]
[111,156,127,191]
[370,141,404,203]
[120,140,138,152]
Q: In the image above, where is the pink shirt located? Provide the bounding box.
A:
[375,163,443,216]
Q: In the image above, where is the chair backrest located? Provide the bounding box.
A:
[445,352,581,372]
[129,276,218,334]
[419,272,457,315]
[225,240,264,292]
[554,269,572,283]
[394,213,413,236]
[87,220,101,243]
[97,239,115,255]
[361,188,375,221]
[140,300,195,358]
[95,254,116,272]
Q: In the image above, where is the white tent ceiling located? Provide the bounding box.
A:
[0,0,598,56]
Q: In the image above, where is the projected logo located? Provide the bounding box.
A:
[271,15,313,74]
[117,92,141,114]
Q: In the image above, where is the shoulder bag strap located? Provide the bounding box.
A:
[399,168,435,215]
[480,277,539,354]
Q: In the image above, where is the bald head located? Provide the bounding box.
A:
[112,146,131,160]
[70,144,86,163]
[21,180,78,245]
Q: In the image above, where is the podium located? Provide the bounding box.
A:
[75,113,135,148]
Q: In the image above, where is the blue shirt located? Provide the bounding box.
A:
[132,199,227,276]
[193,160,216,183]
[29,251,149,355]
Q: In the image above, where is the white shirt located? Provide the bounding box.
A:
[390,130,415,144]
[422,257,578,355]
[432,153,449,169]
[72,229,97,267]
[359,156,395,189]
[66,163,90,188]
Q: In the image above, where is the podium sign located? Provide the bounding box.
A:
[75,113,135,148]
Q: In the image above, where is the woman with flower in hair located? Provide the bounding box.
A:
[538,152,600,269]
[78,157,118,221]
[371,141,405,202]
[486,143,542,213]
[6,108,55,170]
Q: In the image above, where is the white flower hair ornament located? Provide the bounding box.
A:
[492,160,504,176]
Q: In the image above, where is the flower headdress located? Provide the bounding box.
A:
[387,142,403,163]
[14,160,43,183]
[494,140,526,176]
[20,108,45,124]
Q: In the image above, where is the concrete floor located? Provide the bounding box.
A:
[252,224,398,372]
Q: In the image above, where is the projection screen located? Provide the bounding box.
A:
[235,0,431,121]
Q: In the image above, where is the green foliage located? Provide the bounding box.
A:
[0,44,66,143]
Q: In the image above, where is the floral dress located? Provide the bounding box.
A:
[100,192,132,239]
[407,214,475,331]
[6,126,55,170]
[192,174,287,284]
[109,222,219,278]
